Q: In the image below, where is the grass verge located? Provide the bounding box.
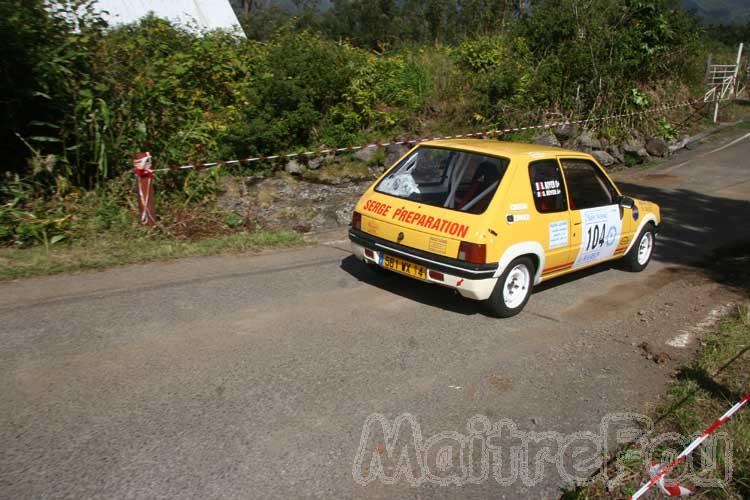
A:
[0,229,304,281]
[568,302,750,499]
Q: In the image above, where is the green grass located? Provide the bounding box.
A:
[0,229,304,281]
[567,300,750,498]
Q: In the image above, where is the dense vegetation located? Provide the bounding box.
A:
[0,0,736,255]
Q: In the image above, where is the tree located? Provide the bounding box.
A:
[324,0,399,49]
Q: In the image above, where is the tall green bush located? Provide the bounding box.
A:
[1,0,709,193]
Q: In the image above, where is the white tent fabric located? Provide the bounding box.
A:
[92,0,244,35]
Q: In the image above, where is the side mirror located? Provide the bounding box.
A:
[618,195,635,209]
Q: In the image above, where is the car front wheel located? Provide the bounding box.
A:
[484,257,534,318]
[623,224,655,272]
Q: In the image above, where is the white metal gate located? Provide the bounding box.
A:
[705,43,744,122]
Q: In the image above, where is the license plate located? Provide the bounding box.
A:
[380,254,427,280]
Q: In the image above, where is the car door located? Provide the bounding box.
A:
[528,159,573,275]
[559,157,625,269]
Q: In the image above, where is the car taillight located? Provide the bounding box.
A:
[351,211,362,230]
[458,241,486,264]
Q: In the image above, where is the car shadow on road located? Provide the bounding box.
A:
[340,184,750,314]
[339,255,483,315]
[616,181,750,296]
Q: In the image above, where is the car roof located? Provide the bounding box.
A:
[420,139,585,159]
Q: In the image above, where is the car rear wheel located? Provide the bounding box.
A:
[484,257,534,318]
[623,224,655,272]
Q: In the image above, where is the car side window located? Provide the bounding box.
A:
[529,160,567,213]
[560,159,618,210]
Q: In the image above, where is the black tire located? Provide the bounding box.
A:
[484,257,535,318]
[623,223,656,272]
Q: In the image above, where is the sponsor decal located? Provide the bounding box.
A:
[428,237,448,255]
[363,199,392,217]
[365,219,379,234]
[534,179,561,198]
[509,203,528,211]
[362,199,470,239]
[514,213,531,221]
[605,225,618,246]
[548,220,569,250]
[392,208,469,238]
[573,205,622,268]
[632,205,640,221]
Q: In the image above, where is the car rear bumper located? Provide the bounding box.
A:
[349,229,498,301]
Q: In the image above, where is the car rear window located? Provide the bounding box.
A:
[375,146,509,215]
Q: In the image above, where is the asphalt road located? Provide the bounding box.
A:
[1,127,749,499]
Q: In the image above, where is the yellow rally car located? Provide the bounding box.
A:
[348,139,661,317]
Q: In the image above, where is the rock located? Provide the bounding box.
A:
[630,129,643,140]
[577,132,602,151]
[532,131,561,148]
[245,173,265,185]
[555,123,578,141]
[645,138,669,158]
[668,135,690,153]
[335,200,357,225]
[607,145,624,164]
[307,156,323,170]
[626,135,645,149]
[285,159,305,175]
[622,141,650,165]
[599,136,610,149]
[353,146,377,163]
[385,144,409,166]
[592,150,616,167]
[216,177,249,214]
[368,165,385,177]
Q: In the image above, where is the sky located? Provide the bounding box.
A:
[91,0,244,33]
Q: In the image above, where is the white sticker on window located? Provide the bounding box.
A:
[549,220,569,249]
[534,180,561,198]
[573,205,622,268]
[378,173,421,197]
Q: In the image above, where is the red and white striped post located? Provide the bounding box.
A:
[631,393,749,499]
[133,152,156,226]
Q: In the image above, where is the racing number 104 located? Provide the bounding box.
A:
[585,223,606,251]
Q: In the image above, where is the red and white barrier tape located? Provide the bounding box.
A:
[133,152,155,225]
[150,99,705,174]
[631,393,750,499]
[647,462,692,497]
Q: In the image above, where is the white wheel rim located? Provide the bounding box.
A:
[502,264,530,309]
[637,232,653,265]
